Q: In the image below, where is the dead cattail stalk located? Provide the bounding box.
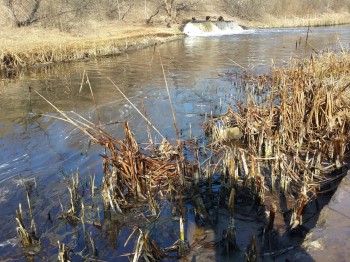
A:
[245,235,258,262]
[267,202,277,231]
[224,188,237,249]
[16,202,40,250]
[58,241,71,262]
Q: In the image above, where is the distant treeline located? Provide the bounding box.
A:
[1,0,349,29]
[225,0,350,19]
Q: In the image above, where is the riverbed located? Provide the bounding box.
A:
[0,25,349,260]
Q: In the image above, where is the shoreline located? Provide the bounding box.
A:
[0,22,184,74]
[1,13,349,73]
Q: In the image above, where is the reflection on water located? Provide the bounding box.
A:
[0,25,349,259]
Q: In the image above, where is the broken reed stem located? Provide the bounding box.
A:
[158,49,181,144]
[246,235,258,262]
[228,188,235,218]
[58,241,70,262]
[268,203,277,231]
[89,232,98,257]
[180,216,185,241]
[16,202,40,249]
[142,100,154,146]
[26,191,37,235]
[86,70,102,126]
[158,49,188,186]
[89,172,95,199]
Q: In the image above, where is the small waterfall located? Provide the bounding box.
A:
[183,21,244,36]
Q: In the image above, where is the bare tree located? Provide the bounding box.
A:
[224,0,266,19]
[163,0,177,20]
[5,0,40,27]
[105,0,134,20]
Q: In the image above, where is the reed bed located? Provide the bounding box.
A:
[206,51,350,228]
[19,51,349,260]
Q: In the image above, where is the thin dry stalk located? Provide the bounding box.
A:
[58,241,71,262]
[16,202,40,250]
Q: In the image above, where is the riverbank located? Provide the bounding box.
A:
[0,21,183,73]
[301,167,350,261]
[1,11,350,73]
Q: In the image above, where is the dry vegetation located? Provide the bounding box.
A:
[225,0,350,19]
[206,50,350,229]
[6,1,350,261]
[226,0,350,28]
[16,50,350,260]
[0,22,181,73]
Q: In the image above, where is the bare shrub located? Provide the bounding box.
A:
[328,0,350,12]
[147,0,197,24]
[101,0,134,20]
[4,0,40,27]
[38,0,97,32]
[224,0,267,19]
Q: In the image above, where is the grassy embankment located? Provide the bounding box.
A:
[0,22,182,72]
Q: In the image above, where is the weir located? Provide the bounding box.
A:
[183,21,244,36]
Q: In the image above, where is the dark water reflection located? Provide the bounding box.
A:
[0,25,349,259]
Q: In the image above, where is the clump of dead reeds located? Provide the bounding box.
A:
[58,170,81,224]
[58,241,71,262]
[15,192,41,254]
[35,90,196,215]
[124,226,166,261]
[207,50,350,229]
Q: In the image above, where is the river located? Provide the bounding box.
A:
[0,25,349,260]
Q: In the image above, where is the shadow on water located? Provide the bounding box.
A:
[189,182,338,262]
[0,25,350,261]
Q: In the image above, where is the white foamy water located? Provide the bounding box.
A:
[183,21,244,36]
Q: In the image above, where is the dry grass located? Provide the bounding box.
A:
[0,21,182,70]
[236,12,350,28]
[264,12,350,28]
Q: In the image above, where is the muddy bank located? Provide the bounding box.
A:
[301,168,350,261]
